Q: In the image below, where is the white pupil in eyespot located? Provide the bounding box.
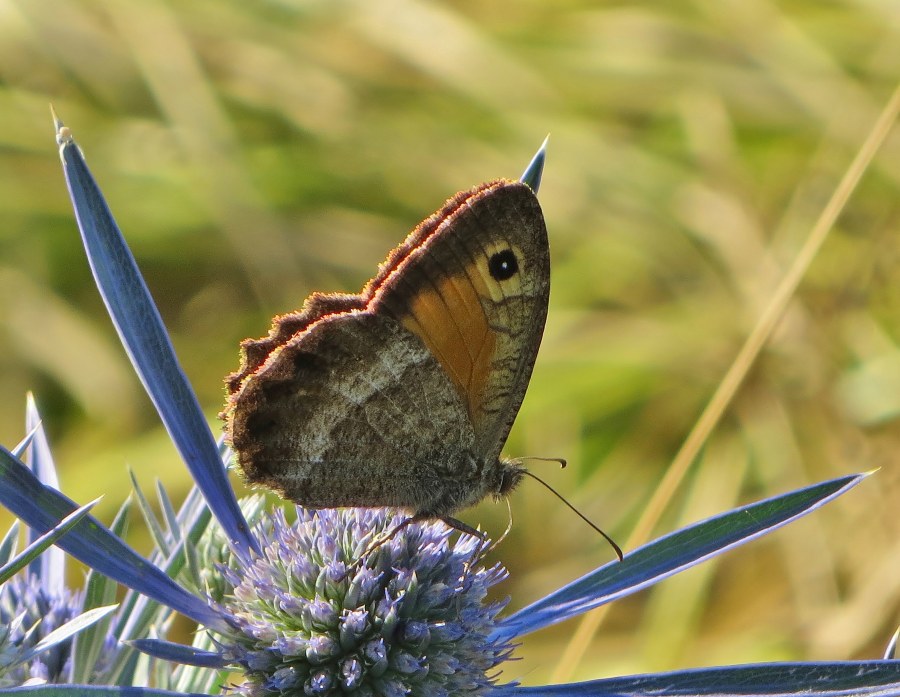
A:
[488,250,518,281]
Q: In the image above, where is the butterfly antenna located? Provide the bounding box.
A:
[519,456,567,468]
[521,469,624,561]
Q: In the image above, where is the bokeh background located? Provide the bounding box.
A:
[1,0,900,687]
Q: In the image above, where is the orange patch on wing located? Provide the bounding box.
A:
[401,274,495,429]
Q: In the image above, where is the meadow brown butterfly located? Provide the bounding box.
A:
[223,171,550,542]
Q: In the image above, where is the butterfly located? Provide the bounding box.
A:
[223,178,549,542]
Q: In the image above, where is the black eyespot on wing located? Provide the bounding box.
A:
[488,249,518,281]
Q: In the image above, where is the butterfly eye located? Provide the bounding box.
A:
[488,249,519,281]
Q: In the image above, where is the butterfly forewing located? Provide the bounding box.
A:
[373,180,550,461]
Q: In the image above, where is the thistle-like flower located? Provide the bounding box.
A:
[217,509,512,697]
[0,574,83,686]
[0,398,119,688]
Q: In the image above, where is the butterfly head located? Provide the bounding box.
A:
[494,458,527,500]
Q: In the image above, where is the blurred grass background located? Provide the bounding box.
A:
[1,0,900,686]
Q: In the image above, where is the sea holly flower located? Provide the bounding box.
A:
[213,508,515,697]
[0,504,116,688]
[0,401,235,696]
[1,434,887,697]
[0,400,118,687]
[0,553,112,688]
[0,120,898,696]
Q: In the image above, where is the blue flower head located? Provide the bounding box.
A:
[215,509,512,697]
[0,398,120,688]
[0,574,83,686]
[0,118,898,697]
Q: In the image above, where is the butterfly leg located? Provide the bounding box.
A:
[341,514,425,581]
[437,515,488,541]
[342,514,490,586]
[436,515,494,603]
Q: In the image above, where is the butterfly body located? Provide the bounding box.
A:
[223,179,548,528]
